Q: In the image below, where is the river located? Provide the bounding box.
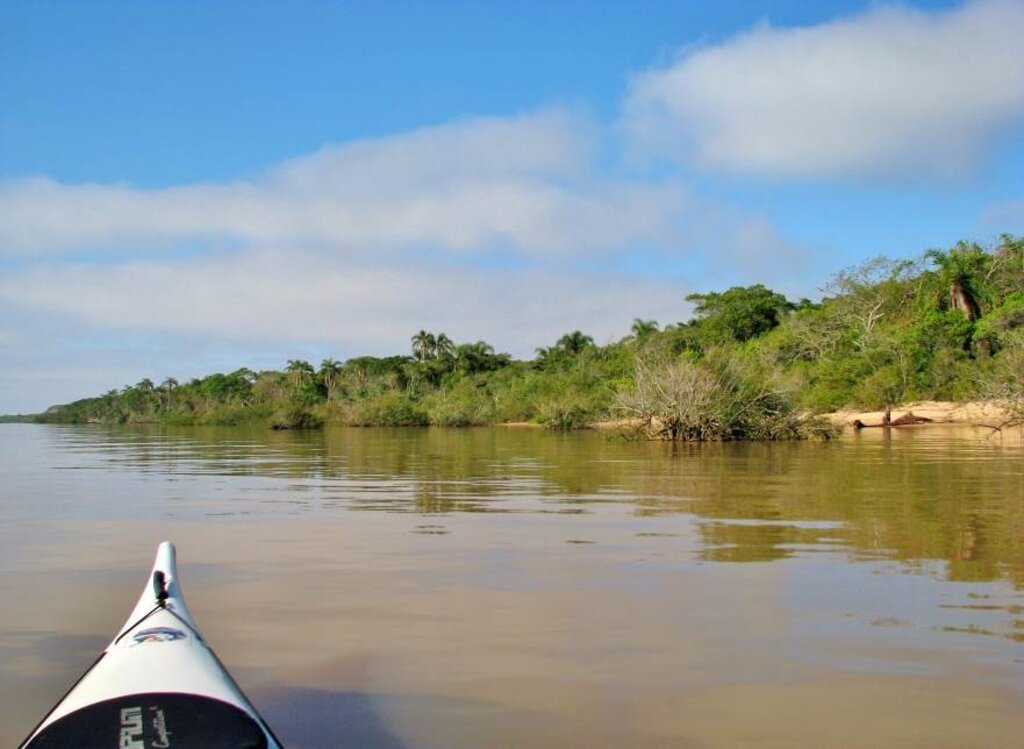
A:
[1,423,1021,748]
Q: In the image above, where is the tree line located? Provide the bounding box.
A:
[33,234,1024,439]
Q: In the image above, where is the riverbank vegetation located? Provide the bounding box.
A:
[32,234,1024,439]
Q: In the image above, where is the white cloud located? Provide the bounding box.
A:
[0,248,688,357]
[624,0,1024,181]
[0,108,824,411]
[0,247,703,412]
[0,110,683,257]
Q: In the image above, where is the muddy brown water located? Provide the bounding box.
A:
[1,423,1022,748]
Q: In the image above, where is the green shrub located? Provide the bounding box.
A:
[535,399,593,430]
[349,393,428,426]
[271,407,324,430]
[618,349,837,441]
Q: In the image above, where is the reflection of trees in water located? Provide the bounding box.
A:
[697,522,838,563]
[71,425,1024,588]
[632,434,1023,587]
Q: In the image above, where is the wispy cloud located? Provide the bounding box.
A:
[0,110,683,257]
[624,0,1024,181]
[0,106,824,412]
[0,246,698,415]
[0,108,818,350]
[0,250,689,351]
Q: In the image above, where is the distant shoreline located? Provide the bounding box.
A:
[10,401,1019,435]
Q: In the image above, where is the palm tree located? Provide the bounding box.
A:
[435,333,455,360]
[285,359,315,386]
[319,359,343,401]
[925,243,989,321]
[159,377,179,410]
[411,330,436,361]
[454,341,495,375]
[533,346,556,370]
[556,330,594,355]
[630,318,659,341]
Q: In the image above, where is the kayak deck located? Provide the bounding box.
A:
[21,542,282,748]
[24,692,271,748]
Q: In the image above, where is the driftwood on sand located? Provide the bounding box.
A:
[827,400,1016,433]
[852,406,934,429]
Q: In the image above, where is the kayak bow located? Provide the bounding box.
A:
[21,542,283,748]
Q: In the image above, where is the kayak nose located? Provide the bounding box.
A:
[21,541,283,748]
[152,570,169,604]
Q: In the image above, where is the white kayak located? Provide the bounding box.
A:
[20,542,283,748]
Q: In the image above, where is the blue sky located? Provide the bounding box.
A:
[1,0,1022,412]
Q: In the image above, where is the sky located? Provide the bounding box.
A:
[1,0,1023,413]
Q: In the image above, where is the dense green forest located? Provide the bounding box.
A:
[34,235,1024,439]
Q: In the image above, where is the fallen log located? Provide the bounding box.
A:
[852,411,934,429]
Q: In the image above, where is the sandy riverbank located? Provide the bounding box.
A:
[503,401,1019,433]
[824,400,1014,429]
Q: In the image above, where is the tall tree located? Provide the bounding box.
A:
[825,257,917,351]
[925,242,990,321]
[630,318,660,341]
[319,359,343,401]
[454,341,500,375]
[533,346,557,370]
[435,333,455,360]
[556,330,595,355]
[159,377,179,410]
[285,359,315,386]
[411,330,436,361]
[686,285,794,343]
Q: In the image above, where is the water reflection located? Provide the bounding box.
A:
[696,519,847,563]
[30,424,1024,588]
[1,423,1022,748]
